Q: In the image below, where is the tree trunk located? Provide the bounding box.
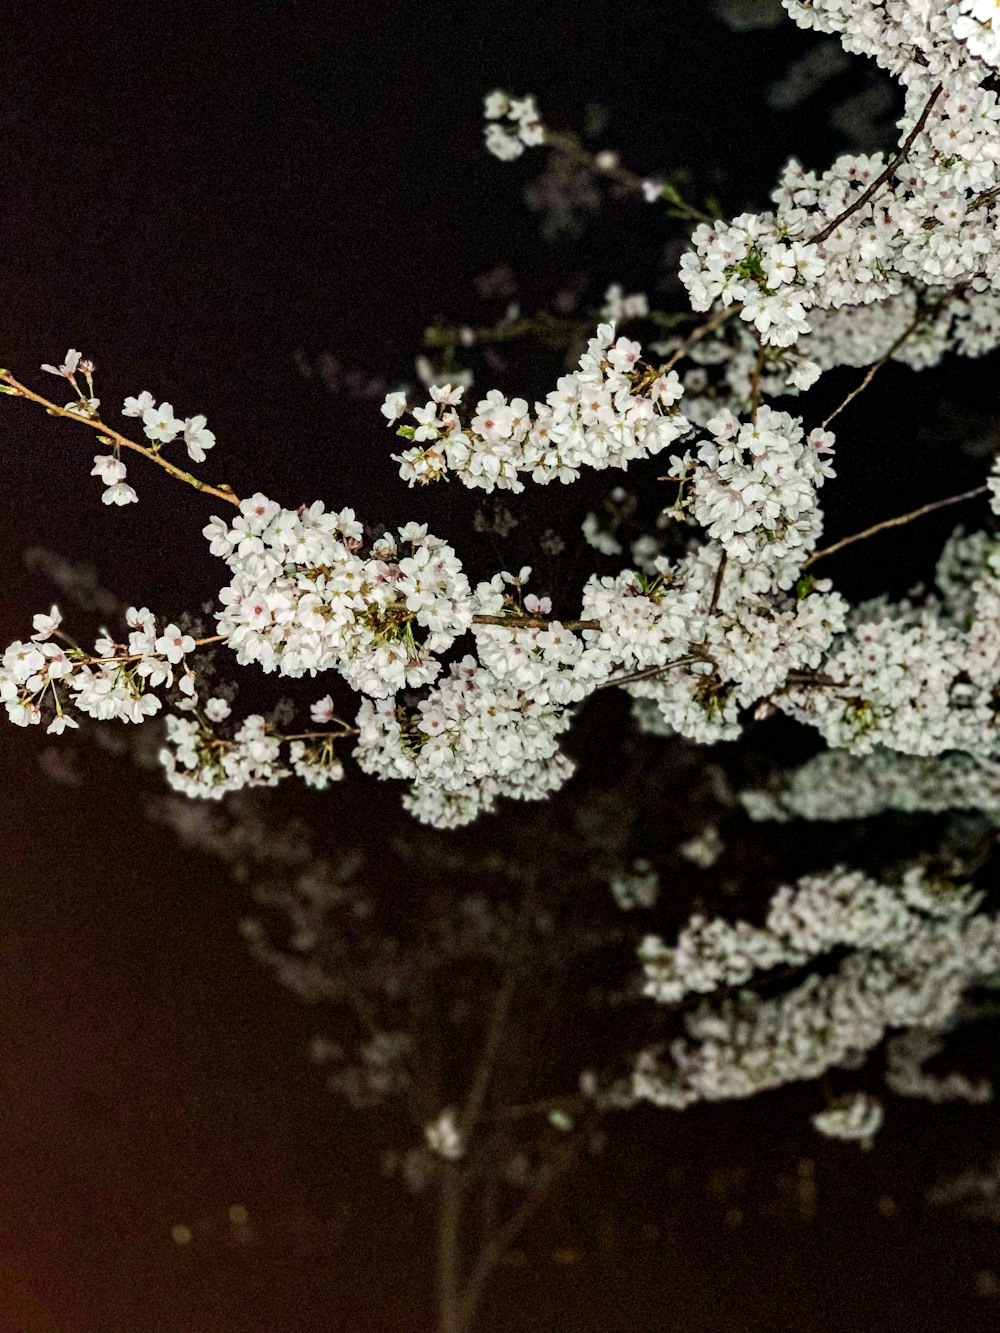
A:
[437,1162,464,1333]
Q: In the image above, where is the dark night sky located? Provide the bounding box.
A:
[1,3,999,1331]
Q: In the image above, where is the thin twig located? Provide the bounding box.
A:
[596,653,707,692]
[749,343,765,423]
[471,614,600,631]
[458,1123,592,1333]
[807,83,943,247]
[707,552,728,617]
[804,484,988,568]
[821,282,968,430]
[459,896,530,1146]
[664,304,738,371]
[0,371,242,507]
[75,633,226,666]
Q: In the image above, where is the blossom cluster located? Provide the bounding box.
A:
[638,866,977,1006]
[385,324,689,493]
[626,866,1000,1113]
[678,405,836,568]
[0,603,196,733]
[207,497,473,697]
[482,91,545,161]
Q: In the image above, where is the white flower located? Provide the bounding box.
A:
[142,401,185,444]
[425,1108,465,1160]
[311,695,335,724]
[46,714,79,735]
[101,482,139,506]
[483,90,509,120]
[91,454,127,486]
[154,624,196,664]
[122,391,155,418]
[31,605,62,642]
[204,697,231,722]
[183,414,215,462]
[41,349,81,378]
[380,391,407,423]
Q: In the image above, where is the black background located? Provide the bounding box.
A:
[1,3,998,1330]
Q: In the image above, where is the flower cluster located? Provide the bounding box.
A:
[353,656,577,829]
[386,324,689,492]
[1,604,197,733]
[207,498,473,697]
[122,390,216,462]
[482,91,545,161]
[680,405,836,569]
[638,866,976,1005]
[628,866,1000,1114]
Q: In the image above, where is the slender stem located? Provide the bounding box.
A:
[458,1130,589,1333]
[821,327,915,431]
[472,614,600,631]
[663,304,738,371]
[0,371,241,507]
[540,132,714,223]
[279,727,358,741]
[460,911,524,1146]
[596,652,707,692]
[707,552,728,618]
[77,633,226,667]
[807,84,943,247]
[821,282,967,430]
[804,484,988,568]
[749,344,765,423]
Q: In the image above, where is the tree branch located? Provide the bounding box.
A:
[0,371,242,508]
[807,84,943,247]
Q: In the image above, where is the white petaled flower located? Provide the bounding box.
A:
[31,605,62,643]
[311,695,335,724]
[204,697,231,722]
[40,348,81,378]
[46,714,79,736]
[988,454,1000,516]
[183,414,215,463]
[154,624,196,664]
[101,481,139,506]
[380,390,407,423]
[91,454,127,486]
[425,1108,465,1160]
[483,90,509,119]
[122,390,155,418]
[142,401,185,444]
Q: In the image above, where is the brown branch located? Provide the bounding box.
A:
[749,343,765,423]
[707,553,728,617]
[74,633,226,667]
[0,371,242,507]
[821,282,968,430]
[807,83,943,247]
[804,484,988,568]
[459,899,529,1147]
[595,653,708,692]
[471,614,600,631]
[663,304,739,371]
[458,1124,592,1333]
